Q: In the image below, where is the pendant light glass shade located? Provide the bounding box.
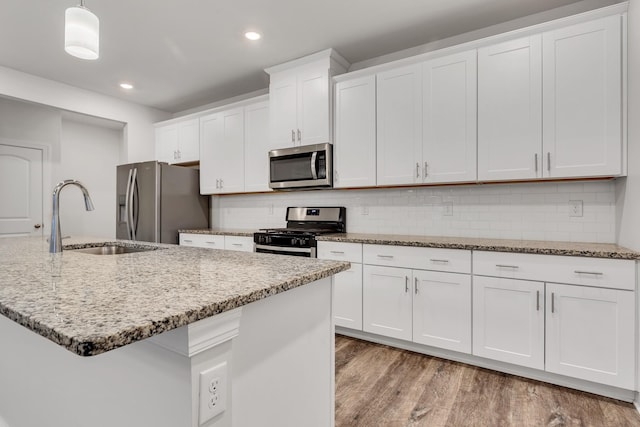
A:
[64,5,99,60]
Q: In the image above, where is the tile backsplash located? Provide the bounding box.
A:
[212,180,616,243]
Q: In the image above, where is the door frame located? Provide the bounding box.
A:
[0,138,51,236]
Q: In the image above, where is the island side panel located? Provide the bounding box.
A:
[232,277,335,427]
[0,315,192,427]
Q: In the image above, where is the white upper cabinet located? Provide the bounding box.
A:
[542,15,622,178]
[422,50,477,183]
[155,118,200,164]
[478,36,542,181]
[244,101,271,192]
[266,49,349,150]
[376,64,422,186]
[200,108,245,194]
[334,74,377,188]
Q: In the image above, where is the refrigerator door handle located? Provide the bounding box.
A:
[130,168,138,240]
[124,168,133,240]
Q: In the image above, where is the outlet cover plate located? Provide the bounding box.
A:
[199,361,227,425]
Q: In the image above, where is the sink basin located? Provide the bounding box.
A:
[70,244,161,255]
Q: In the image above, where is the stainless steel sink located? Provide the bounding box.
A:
[70,244,160,255]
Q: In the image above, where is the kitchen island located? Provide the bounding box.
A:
[0,237,349,427]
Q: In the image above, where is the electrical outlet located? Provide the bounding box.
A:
[443,202,453,216]
[569,200,583,217]
[199,362,227,425]
[361,206,369,216]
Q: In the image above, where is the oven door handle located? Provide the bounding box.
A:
[255,244,313,254]
[310,151,318,180]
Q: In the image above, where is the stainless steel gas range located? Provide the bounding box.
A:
[253,207,346,258]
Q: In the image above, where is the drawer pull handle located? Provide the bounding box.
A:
[496,264,519,269]
[551,292,555,313]
[536,290,540,311]
[377,255,394,259]
[574,270,603,276]
[183,239,193,243]
[430,259,449,263]
[232,243,243,246]
[330,251,345,254]
[206,241,217,244]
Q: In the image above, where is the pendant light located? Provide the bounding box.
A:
[64,0,99,60]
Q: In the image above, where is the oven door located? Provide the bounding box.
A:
[269,143,332,189]
[255,244,316,258]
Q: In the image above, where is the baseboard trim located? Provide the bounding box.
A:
[336,327,636,403]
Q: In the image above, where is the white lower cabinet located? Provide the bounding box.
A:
[333,264,363,329]
[179,233,253,252]
[545,282,634,389]
[413,270,471,353]
[363,265,413,340]
[472,276,545,369]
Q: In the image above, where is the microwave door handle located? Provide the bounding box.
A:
[310,152,318,180]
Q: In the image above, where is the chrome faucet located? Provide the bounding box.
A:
[49,179,95,253]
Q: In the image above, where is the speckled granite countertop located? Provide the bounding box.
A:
[179,228,256,237]
[0,237,349,357]
[316,233,640,260]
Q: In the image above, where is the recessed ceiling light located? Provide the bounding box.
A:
[120,83,134,90]
[244,31,261,41]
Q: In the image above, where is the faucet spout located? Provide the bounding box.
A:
[49,179,95,253]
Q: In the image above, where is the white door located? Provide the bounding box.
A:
[423,50,477,183]
[545,283,634,389]
[542,16,622,178]
[333,263,363,330]
[297,67,330,145]
[413,270,471,353]
[0,144,44,237]
[363,265,413,340]
[269,74,298,149]
[176,119,200,163]
[199,113,219,194]
[244,101,271,192]
[478,36,542,181]
[334,75,377,188]
[216,108,245,194]
[472,276,544,369]
[376,64,422,186]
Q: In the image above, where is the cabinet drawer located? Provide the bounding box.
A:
[317,241,362,263]
[224,236,254,252]
[179,233,224,249]
[473,251,635,291]
[363,244,471,273]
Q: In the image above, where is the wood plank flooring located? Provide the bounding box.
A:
[335,335,640,427]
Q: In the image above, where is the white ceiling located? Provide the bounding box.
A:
[0,0,622,114]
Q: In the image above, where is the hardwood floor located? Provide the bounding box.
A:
[335,335,640,427]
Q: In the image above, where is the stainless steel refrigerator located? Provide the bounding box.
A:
[116,161,209,244]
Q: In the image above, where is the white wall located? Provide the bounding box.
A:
[0,65,170,163]
[57,119,122,238]
[213,180,616,243]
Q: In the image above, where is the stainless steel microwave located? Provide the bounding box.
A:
[269,143,333,190]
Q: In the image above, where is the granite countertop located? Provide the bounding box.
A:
[0,237,349,357]
[316,233,640,260]
[178,228,256,237]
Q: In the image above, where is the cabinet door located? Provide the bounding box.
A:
[269,74,298,149]
[413,270,471,353]
[176,119,199,163]
[297,67,330,145]
[155,125,178,164]
[423,50,477,183]
[333,263,363,330]
[334,75,376,188]
[244,101,271,192]
[199,113,219,194]
[376,64,422,186]
[478,36,542,181]
[473,276,544,369]
[363,265,412,340]
[216,108,245,194]
[542,16,622,178]
[545,283,634,389]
